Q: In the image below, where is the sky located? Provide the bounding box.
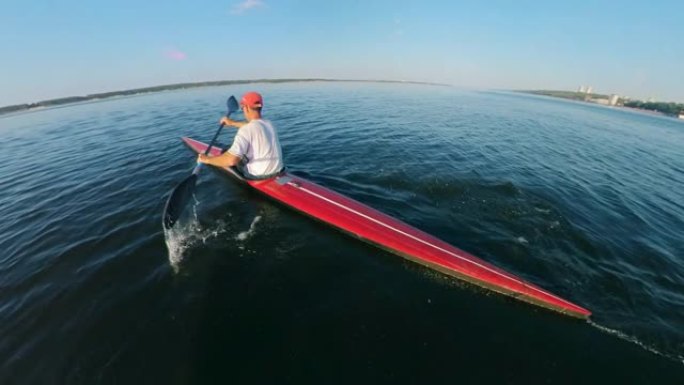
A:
[1,0,683,106]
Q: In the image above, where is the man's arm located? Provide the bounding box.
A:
[220,117,248,129]
[199,118,248,166]
[198,152,241,167]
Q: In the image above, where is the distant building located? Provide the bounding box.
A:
[609,94,619,106]
[577,85,594,94]
[679,112,684,120]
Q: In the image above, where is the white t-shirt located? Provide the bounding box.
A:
[227,119,284,177]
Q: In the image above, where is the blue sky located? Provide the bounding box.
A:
[1,0,682,106]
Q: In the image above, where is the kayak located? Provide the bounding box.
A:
[182,137,591,319]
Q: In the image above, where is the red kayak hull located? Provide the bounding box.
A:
[182,137,591,319]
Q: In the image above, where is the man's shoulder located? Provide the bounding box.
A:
[240,120,259,131]
[245,119,274,130]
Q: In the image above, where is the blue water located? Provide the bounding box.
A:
[0,82,682,383]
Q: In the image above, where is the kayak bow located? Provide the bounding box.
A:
[182,137,591,319]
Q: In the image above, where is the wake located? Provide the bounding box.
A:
[588,320,684,365]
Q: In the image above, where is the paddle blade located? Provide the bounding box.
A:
[162,174,198,230]
[227,95,238,115]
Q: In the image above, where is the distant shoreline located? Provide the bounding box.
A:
[0,78,450,116]
[516,90,684,118]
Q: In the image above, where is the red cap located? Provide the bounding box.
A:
[240,91,263,108]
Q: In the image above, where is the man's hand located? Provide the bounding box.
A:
[197,154,211,164]
[220,117,247,128]
[220,117,237,127]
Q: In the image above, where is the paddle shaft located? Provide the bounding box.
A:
[204,123,225,155]
[192,120,227,174]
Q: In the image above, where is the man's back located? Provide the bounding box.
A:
[228,118,283,177]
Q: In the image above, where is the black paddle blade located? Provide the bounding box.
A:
[227,95,238,115]
[162,173,198,230]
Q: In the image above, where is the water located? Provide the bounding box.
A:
[0,82,682,383]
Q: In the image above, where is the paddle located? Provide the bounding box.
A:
[162,96,239,230]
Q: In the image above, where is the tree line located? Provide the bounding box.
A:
[623,100,684,116]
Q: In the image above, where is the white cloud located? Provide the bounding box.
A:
[231,0,265,15]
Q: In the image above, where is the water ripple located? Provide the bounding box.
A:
[1,84,683,382]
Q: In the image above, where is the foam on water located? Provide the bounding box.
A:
[235,215,262,242]
[589,320,684,365]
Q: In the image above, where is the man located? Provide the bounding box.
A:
[198,91,284,179]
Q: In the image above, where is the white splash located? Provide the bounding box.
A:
[163,202,230,273]
[164,224,195,273]
[235,215,262,241]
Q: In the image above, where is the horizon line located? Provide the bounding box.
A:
[0,78,453,113]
